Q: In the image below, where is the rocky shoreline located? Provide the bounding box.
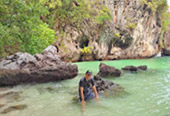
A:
[0,45,148,88]
[0,48,149,112]
[0,46,78,86]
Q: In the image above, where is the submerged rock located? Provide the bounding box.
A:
[0,45,78,86]
[1,104,27,114]
[0,91,23,103]
[0,91,21,99]
[122,65,147,72]
[97,63,121,77]
[37,86,59,94]
[0,104,5,108]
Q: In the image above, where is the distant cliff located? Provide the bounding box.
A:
[55,0,165,62]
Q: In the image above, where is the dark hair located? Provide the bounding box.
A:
[86,70,92,75]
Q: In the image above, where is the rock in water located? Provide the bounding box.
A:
[137,66,147,71]
[0,46,78,86]
[122,65,147,72]
[122,66,138,72]
[92,75,124,95]
[97,63,121,77]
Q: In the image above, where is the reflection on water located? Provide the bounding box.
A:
[0,57,170,116]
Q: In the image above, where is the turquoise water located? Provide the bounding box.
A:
[0,57,170,116]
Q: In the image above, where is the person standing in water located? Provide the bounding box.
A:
[78,70,99,106]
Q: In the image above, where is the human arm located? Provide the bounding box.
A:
[80,87,85,103]
[91,78,98,99]
[92,85,98,99]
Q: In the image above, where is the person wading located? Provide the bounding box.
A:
[78,70,99,108]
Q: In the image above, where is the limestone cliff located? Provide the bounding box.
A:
[56,0,162,62]
[162,30,170,56]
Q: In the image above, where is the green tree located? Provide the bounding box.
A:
[42,0,111,30]
[0,0,55,58]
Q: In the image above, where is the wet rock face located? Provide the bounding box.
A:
[91,75,124,95]
[0,45,78,86]
[97,63,121,77]
[122,65,147,72]
[90,63,124,95]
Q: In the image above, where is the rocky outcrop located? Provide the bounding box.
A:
[54,0,162,62]
[55,27,81,62]
[93,0,161,60]
[122,65,147,72]
[90,62,124,95]
[92,75,124,94]
[0,46,78,86]
[138,66,147,70]
[162,31,170,56]
[97,63,121,77]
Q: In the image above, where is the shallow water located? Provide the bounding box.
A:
[0,57,170,116]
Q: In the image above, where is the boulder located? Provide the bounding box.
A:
[91,75,124,94]
[97,63,121,77]
[0,46,78,86]
[122,65,147,72]
[122,66,138,72]
[137,65,147,70]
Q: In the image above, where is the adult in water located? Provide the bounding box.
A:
[78,70,99,108]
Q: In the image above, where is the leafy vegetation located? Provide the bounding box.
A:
[126,23,137,30]
[41,0,111,29]
[0,0,55,57]
[1,0,169,59]
[0,0,111,58]
[80,46,92,54]
[114,33,120,38]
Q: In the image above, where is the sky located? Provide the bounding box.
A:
[168,0,170,12]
